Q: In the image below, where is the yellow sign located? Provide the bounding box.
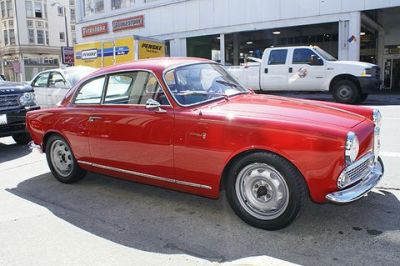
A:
[138,40,165,59]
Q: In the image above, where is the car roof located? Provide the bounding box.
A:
[88,57,212,78]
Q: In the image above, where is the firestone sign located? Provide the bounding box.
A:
[112,15,144,32]
[82,23,108,37]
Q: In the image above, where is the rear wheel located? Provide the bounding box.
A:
[12,133,31,145]
[45,135,86,183]
[332,80,360,104]
[225,152,307,230]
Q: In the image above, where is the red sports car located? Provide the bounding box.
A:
[26,58,384,230]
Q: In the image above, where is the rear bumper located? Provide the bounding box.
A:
[358,77,382,93]
[0,106,40,137]
[325,157,383,204]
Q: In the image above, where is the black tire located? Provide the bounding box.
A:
[225,152,307,230]
[358,93,369,103]
[12,133,31,145]
[332,80,360,104]
[45,134,86,183]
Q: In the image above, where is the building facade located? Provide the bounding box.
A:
[76,0,400,90]
[0,0,77,81]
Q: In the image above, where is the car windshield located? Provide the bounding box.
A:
[313,47,337,61]
[164,63,249,106]
[64,68,96,86]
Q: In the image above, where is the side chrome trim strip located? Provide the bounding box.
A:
[78,160,212,190]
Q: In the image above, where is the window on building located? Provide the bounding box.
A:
[112,0,134,10]
[44,3,47,18]
[27,20,33,27]
[37,29,44,44]
[3,30,8,45]
[0,2,5,18]
[45,31,49,45]
[28,29,35,43]
[70,8,75,21]
[8,20,13,27]
[84,0,104,16]
[6,0,13,17]
[69,0,75,6]
[2,21,6,28]
[35,21,43,28]
[268,49,288,65]
[25,1,33,17]
[9,29,15,45]
[57,6,63,16]
[60,32,65,42]
[71,25,75,31]
[34,2,42,18]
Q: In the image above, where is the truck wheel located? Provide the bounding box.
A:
[332,80,360,104]
[45,135,86,183]
[12,133,31,145]
[225,152,307,230]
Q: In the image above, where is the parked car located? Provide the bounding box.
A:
[30,66,96,108]
[227,46,382,104]
[26,58,384,230]
[0,75,39,144]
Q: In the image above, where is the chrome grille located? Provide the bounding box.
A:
[0,94,19,109]
[345,156,373,183]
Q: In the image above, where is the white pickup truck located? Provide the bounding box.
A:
[227,46,382,104]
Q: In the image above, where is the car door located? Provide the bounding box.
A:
[260,49,289,90]
[88,71,175,178]
[31,72,50,107]
[47,71,70,107]
[287,48,326,91]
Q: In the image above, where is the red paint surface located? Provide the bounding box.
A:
[26,58,376,203]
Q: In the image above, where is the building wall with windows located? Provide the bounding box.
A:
[0,0,77,81]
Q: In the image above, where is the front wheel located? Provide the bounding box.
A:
[12,133,31,145]
[225,152,307,230]
[45,135,86,183]
[332,80,360,104]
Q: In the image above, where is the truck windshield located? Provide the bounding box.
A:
[313,47,337,61]
[164,63,249,106]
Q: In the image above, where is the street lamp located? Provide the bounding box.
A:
[51,2,69,47]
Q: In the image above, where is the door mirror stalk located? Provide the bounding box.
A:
[145,99,166,113]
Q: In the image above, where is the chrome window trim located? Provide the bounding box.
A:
[162,62,250,108]
[78,160,212,190]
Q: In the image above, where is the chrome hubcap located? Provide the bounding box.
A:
[338,86,352,99]
[235,163,289,220]
[50,140,73,177]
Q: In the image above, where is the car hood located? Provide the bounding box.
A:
[0,81,33,94]
[329,60,377,68]
[203,94,365,129]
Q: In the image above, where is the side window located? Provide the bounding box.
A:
[104,71,169,105]
[292,48,319,64]
[48,72,67,88]
[74,76,105,104]
[268,49,287,65]
[32,72,50,87]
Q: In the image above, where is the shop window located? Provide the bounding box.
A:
[292,48,319,64]
[268,49,288,65]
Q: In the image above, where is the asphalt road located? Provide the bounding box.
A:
[0,93,399,266]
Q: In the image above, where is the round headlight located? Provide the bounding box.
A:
[372,109,382,127]
[19,92,36,106]
[345,132,359,165]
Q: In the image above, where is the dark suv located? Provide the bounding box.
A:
[0,76,39,144]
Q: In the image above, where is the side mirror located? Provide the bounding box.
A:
[309,55,323,66]
[145,99,166,113]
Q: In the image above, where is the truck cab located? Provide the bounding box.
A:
[228,46,382,104]
[0,76,40,144]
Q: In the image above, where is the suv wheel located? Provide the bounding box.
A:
[12,133,31,145]
[332,80,360,104]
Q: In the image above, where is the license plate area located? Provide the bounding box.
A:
[0,114,7,125]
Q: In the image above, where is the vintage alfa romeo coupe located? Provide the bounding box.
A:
[26,58,384,230]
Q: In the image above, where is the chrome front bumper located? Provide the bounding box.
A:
[325,157,384,204]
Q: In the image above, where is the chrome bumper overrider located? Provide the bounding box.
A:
[326,158,384,204]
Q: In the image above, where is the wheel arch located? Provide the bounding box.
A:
[329,74,361,92]
[219,148,308,196]
[42,130,70,152]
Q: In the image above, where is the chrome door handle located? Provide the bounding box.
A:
[88,116,102,122]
